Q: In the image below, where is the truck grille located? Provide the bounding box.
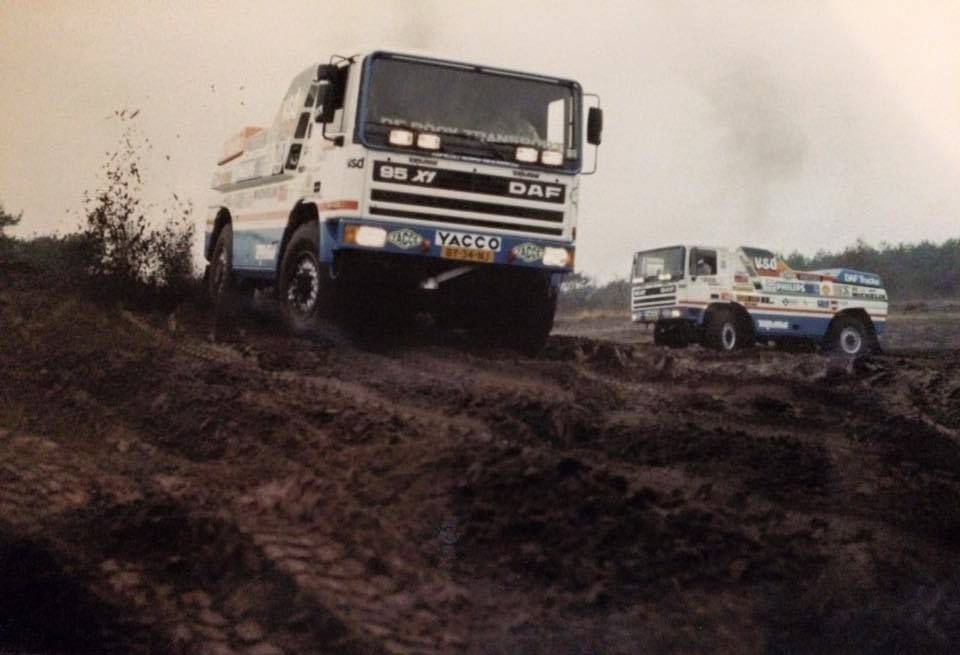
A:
[369,160,566,237]
[631,287,676,311]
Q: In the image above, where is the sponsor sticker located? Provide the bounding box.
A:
[387,228,424,250]
[254,244,277,261]
[435,230,502,252]
[758,319,790,330]
[511,242,545,263]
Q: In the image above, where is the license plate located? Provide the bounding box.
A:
[644,310,660,321]
[441,246,495,263]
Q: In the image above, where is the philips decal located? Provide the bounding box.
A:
[436,230,502,252]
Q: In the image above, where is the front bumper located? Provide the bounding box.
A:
[329,219,575,273]
[631,306,703,323]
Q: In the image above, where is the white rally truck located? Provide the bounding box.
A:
[204,50,602,353]
[630,245,888,355]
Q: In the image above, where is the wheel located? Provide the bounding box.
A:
[826,315,872,356]
[704,308,742,351]
[278,222,329,334]
[207,224,238,308]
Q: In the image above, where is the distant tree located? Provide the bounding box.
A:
[0,201,22,238]
[786,236,960,299]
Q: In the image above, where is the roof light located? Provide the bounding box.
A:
[388,129,415,147]
[515,146,538,163]
[417,133,441,150]
[541,150,563,166]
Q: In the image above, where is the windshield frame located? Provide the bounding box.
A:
[354,51,584,173]
[633,246,687,283]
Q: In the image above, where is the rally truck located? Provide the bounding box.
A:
[204,50,603,353]
[630,245,888,355]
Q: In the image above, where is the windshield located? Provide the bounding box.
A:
[633,247,686,282]
[358,54,580,170]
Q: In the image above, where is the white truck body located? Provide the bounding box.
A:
[203,50,602,352]
[631,245,888,354]
[205,50,600,280]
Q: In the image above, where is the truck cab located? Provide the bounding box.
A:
[631,245,888,355]
[204,50,602,353]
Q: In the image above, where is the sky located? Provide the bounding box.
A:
[1,0,958,281]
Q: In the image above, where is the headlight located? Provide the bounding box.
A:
[541,150,563,166]
[515,146,538,163]
[542,247,572,267]
[344,225,387,248]
[388,129,415,146]
[417,133,441,150]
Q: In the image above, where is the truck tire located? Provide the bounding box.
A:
[825,315,872,356]
[704,308,742,352]
[279,221,330,334]
[207,224,238,307]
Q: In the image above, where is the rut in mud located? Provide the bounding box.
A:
[1,263,960,653]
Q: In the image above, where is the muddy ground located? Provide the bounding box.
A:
[2,263,960,654]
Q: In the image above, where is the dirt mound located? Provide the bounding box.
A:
[2,262,960,653]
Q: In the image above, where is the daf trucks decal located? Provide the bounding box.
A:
[372,161,566,204]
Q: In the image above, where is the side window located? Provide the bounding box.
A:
[690,248,717,276]
[304,84,319,108]
[294,112,310,139]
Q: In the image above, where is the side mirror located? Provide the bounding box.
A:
[315,82,337,123]
[587,107,603,145]
[315,64,336,83]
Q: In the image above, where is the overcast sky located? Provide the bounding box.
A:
[1,0,958,280]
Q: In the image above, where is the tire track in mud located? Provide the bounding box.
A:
[4,277,960,653]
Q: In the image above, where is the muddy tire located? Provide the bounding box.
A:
[279,222,330,335]
[207,224,240,311]
[704,308,743,352]
[826,315,873,356]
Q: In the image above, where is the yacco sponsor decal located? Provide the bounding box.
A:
[387,228,424,250]
[372,161,566,204]
[758,319,790,330]
[436,230,502,251]
[511,242,544,263]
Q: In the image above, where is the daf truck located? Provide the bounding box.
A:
[204,50,602,353]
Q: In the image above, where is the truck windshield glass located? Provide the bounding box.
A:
[360,55,579,169]
[634,247,685,282]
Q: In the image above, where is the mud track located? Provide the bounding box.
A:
[2,266,960,653]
